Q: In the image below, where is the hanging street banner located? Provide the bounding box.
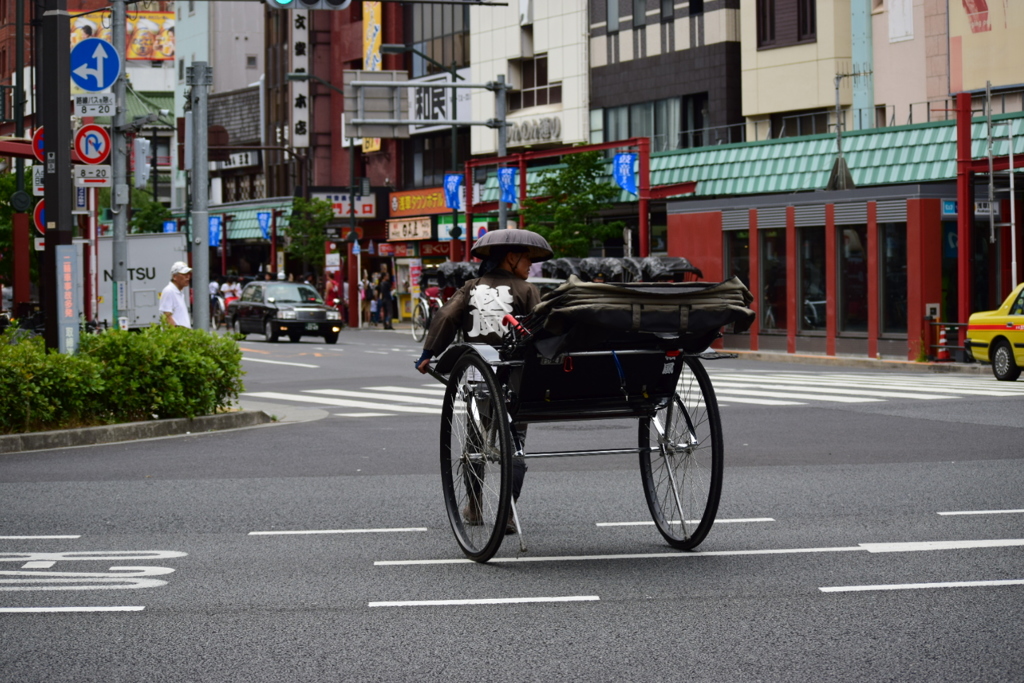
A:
[613,153,637,195]
[443,173,463,210]
[498,167,518,205]
[209,215,222,248]
[257,212,272,240]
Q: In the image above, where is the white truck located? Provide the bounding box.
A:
[93,232,189,329]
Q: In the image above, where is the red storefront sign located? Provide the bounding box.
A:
[377,242,419,258]
[420,241,452,257]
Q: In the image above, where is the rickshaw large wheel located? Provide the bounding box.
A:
[440,352,513,562]
[411,301,429,343]
[638,356,723,550]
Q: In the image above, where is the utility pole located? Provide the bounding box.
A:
[110,0,129,327]
[495,74,508,229]
[10,0,30,313]
[39,0,72,350]
[188,62,212,331]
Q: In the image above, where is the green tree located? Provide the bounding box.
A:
[0,172,40,291]
[130,190,172,233]
[519,150,625,258]
[282,197,334,273]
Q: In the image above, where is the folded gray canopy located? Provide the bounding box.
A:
[521,275,755,356]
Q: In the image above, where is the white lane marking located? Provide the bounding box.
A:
[597,517,775,527]
[708,380,953,400]
[364,386,447,396]
[306,388,444,406]
[0,606,146,613]
[859,539,1024,553]
[242,357,319,368]
[937,509,1024,516]
[700,387,882,403]
[0,551,187,563]
[376,537,1024,566]
[0,536,80,540]
[242,392,440,415]
[364,350,389,355]
[821,579,1024,593]
[375,546,864,566]
[711,395,806,406]
[249,528,428,536]
[21,562,56,569]
[709,373,1024,397]
[368,596,600,608]
[335,412,397,418]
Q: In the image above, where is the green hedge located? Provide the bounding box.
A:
[0,326,245,435]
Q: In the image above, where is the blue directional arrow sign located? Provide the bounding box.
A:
[70,39,121,92]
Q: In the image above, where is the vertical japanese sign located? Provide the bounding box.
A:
[291,10,310,149]
[56,245,80,355]
[613,153,637,195]
[362,1,382,152]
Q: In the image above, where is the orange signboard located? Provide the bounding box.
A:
[389,187,449,218]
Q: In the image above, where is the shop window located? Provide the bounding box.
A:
[799,227,826,331]
[725,231,750,290]
[880,223,907,333]
[760,230,787,330]
[508,55,561,112]
[839,225,868,332]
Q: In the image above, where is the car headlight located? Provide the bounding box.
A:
[326,311,340,320]
[278,310,297,320]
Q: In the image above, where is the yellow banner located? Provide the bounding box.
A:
[362,2,382,152]
[72,10,175,61]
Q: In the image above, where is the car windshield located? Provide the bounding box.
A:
[266,284,323,304]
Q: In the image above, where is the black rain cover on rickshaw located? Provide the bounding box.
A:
[419,267,445,291]
[577,257,625,282]
[621,257,645,282]
[437,261,479,290]
[640,256,704,281]
[540,257,582,279]
[521,275,754,357]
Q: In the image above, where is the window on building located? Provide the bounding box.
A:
[799,227,826,331]
[661,0,673,22]
[246,55,258,69]
[839,225,868,332]
[771,109,830,137]
[680,93,707,149]
[608,0,620,33]
[405,3,470,77]
[633,0,646,28]
[760,230,788,331]
[689,0,704,15]
[758,0,817,49]
[725,231,750,290]
[508,55,561,111]
[880,222,907,333]
[604,97,682,151]
[404,129,471,189]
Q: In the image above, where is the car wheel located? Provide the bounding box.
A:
[991,340,1021,381]
[288,332,302,343]
[231,317,246,340]
[324,331,339,344]
[264,319,279,343]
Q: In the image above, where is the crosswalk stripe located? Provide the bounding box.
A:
[305,389,444,406]
[707,380,953,400]
[706,373,1024,397]
[363,385,448,396]
[703,387,881,403]
[243,391,440,414]
[720,371,1024,392]
[712,395,806,406]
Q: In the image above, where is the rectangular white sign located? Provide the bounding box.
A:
[73,94,116,116]
[33,165,45,195]
[387,217,432,241]
[74,164,112,187]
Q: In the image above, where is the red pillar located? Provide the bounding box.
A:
[638,138,651,258]
[347,241,359,329]
[785,206,797,354]
[748,208,759,351]
[825,204,837,356]
[866,202,879,358]
[12,212,30,311]
[956,92,974,342]
[907,198,944,360]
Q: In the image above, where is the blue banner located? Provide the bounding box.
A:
[613,153,637,195]
[498,167,518,205]
[443,173,463,210]
[162,220,177,233]
[209,216,222,248]
[257,211,272,240]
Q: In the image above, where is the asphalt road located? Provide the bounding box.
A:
[2,327,1022,682]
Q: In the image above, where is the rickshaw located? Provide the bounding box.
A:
[425,274,755,562]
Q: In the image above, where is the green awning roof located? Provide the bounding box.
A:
[480,112,1024,203]
[171,199,294,240]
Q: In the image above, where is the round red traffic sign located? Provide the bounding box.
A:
[74,124,111,164]
[31,127,45,164]
[33,199,45,236]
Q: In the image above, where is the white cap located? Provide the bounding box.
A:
[170,261,192,276]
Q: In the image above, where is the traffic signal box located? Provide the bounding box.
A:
[266,0,352,9]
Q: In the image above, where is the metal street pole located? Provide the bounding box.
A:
[111,0,129,324]
[40,0,72,350]
[188,62,211,331]
[496,74,508,230]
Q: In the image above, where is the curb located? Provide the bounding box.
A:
[0,410,274,455]
[723,349,988,374]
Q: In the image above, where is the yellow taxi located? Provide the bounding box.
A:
[965,282,1024,381]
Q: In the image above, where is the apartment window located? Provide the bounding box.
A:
[633,0,646,28]
[604,97,681,151]
[608,0,620,33]
[405,3,470,77]
[246,55,258,69]
[680,92,707,149]
[689,0,704,14]
[508,55,561,111]
[758,0,817,49]
[660,0,673,22]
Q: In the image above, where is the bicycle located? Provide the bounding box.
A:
[411,291,444,343]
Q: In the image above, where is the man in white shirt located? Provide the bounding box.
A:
[160,261,192,328]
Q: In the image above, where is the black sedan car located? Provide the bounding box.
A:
[228,281,343,343]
